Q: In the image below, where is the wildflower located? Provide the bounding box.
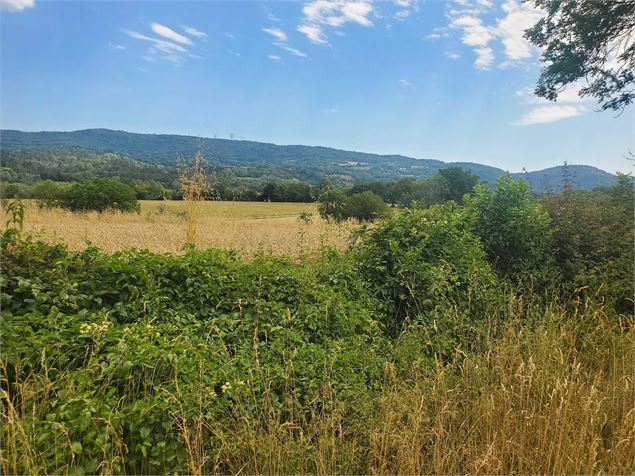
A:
[221,382,232,393]
[79,323,92,334]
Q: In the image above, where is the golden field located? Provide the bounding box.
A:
[1,200,357,258]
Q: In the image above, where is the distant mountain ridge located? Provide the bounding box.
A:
[0,128,618,190]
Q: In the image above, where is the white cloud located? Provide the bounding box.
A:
[514,80,593,125]
[446,0,545,70]
[449,14,496,68]
[224,32,236,40]
[268,54,282,60]
[398,78,413,87]
[517,82,592,106]
[451,16,495,47]
[182,25,207,39]
[496,0,542,62]
[263,27,307,57]
[394,0,420,21]
[125,23,204,65]
[127,31,187,53]
[476,0,493,8]
[297,24,327,44]
[280,45,307,57]
[262,27,288,42]
[446,52,461,60]
[109,42,126,50]
[474,46,494,69]
[513,105,585,125]
[0,0,34,12]
[151,23,193,45]
[298,1,374,44]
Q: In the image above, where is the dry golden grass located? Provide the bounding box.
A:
[1,200,356,258]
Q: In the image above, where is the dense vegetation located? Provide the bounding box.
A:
[1,129,619,188]
[1,174,632,474]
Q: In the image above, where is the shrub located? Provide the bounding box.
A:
[344,191,388,221]
[318,190,387,221]
[32,180,69,208]
[318,188,348,220]
[60,178,139,213]
[355,203,500,338]
[465,173,554,283]
[540,177,635,314]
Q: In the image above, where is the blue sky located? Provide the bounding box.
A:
[1,0,633,173]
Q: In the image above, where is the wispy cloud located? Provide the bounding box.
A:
[513,105,585,126]
[280,44,307,57]
[0,0,35,12]
[297,24,327,44]
[182,25,207,39]
[393,0,420,21]
[108,42,126,51]
[496,0,543,63]
[263,27,288,42]
[151,23,193,45]
[126,23,204,65]
[297,0,374,45]
[449,14,496,69]
[513,82,592,125]
[446,0,543,70]
[268,54,282,61]
[262,27,307,58]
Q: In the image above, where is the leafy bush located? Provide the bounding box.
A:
[344,191,388,221]
[355,204,500,338]
[1,233,390,473]
[60,178,140,212]
[540,175,634,313]
[318,190,387,221]
[466,173,554,283]
[32,180,70,208]
[318,188,348,220]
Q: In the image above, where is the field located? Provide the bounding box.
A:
[3,200,356,258]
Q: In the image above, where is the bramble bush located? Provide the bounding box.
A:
[354,203,501,347]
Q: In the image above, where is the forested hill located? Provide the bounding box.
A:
[1,128,618,189]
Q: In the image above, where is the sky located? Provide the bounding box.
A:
[1,0,633,173]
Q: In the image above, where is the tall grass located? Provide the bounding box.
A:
[2,296,632,474]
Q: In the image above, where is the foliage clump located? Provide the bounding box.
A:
[318,190,387,221]
[355,203,500,339]
[465,173,554,283]
[59,178,139,213]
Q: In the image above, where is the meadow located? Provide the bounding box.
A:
[1,200,355,258]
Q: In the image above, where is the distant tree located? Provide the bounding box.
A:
[525,0,635,112]
[344,191,388,221]
[438,167,480,202]
[318,189,348,221]
[61,179,139,213]
[32,180,68,209]
[261,182,278,201]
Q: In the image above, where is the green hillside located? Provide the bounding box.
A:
[1,129,618,189]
